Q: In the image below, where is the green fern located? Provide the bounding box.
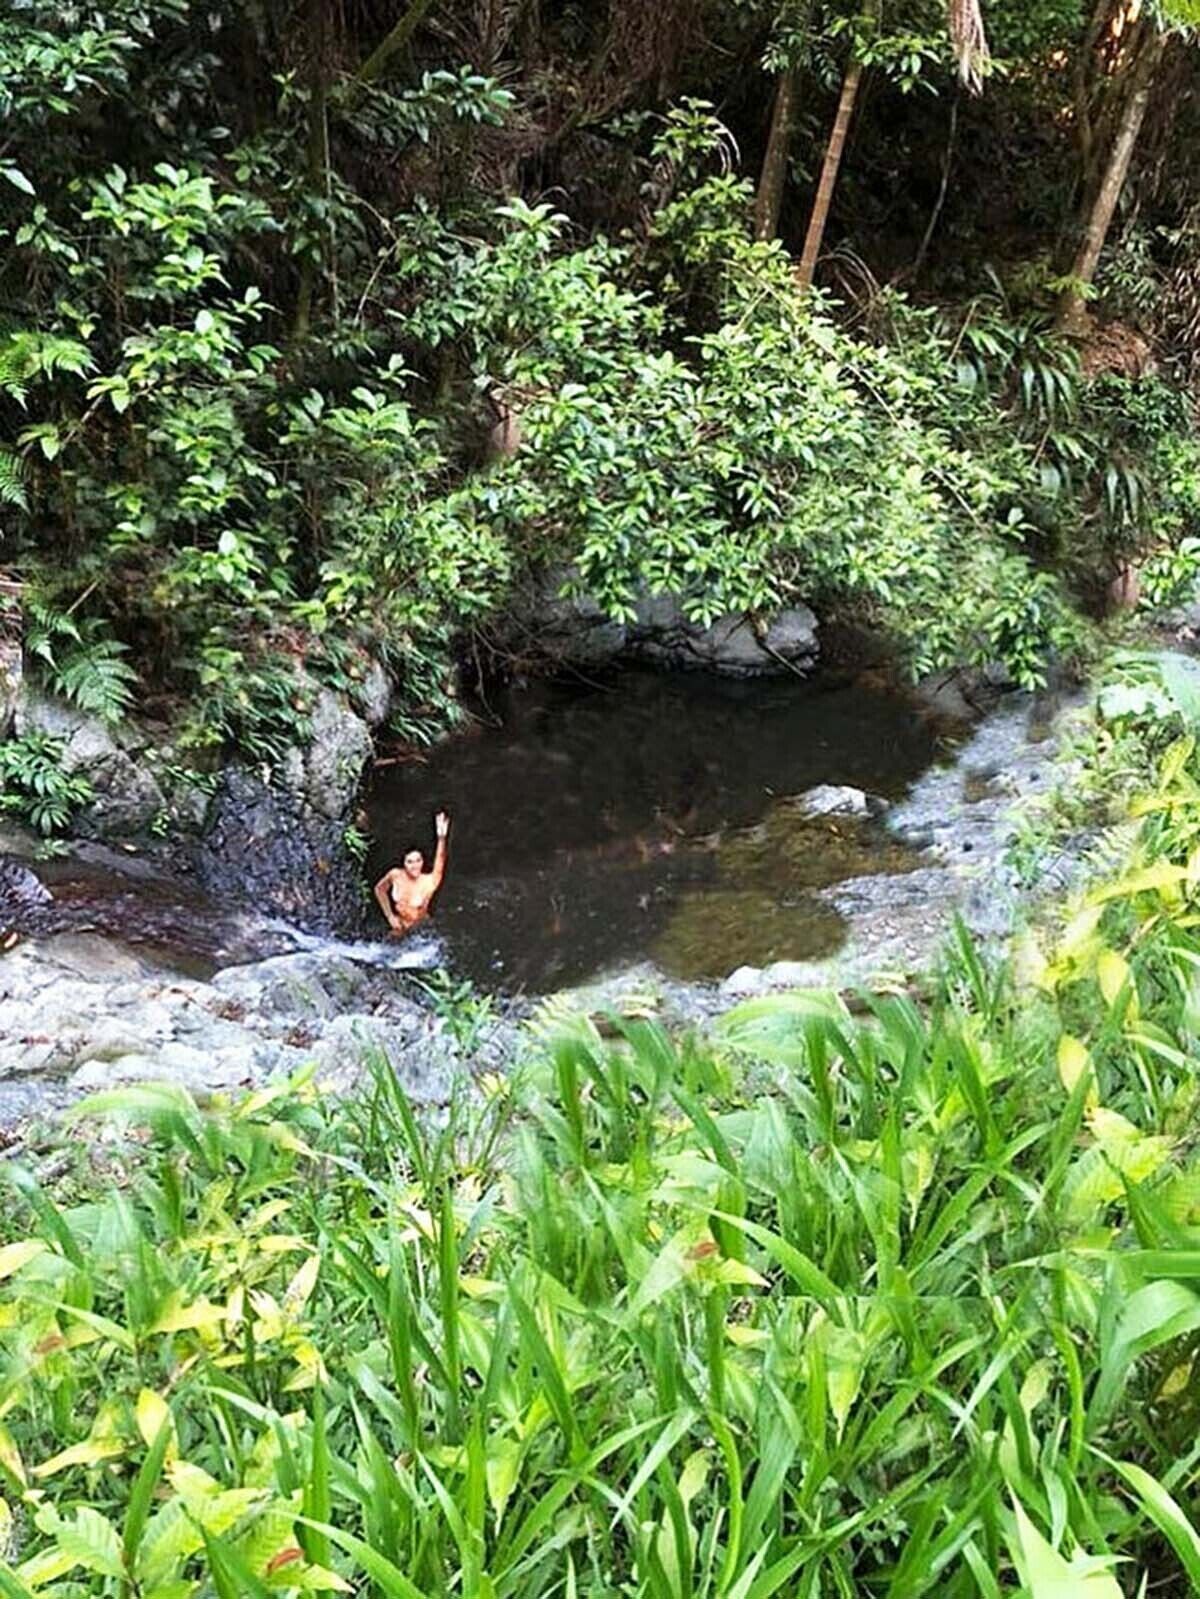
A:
[52,635,137,720]
[0,328,93,402]
[24,596,137,721]
[0,447,27,510]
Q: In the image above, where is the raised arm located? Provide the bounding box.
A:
[374,870,402,931]
[429,811,450,890]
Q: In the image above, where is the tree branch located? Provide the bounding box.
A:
[353,0,438,94]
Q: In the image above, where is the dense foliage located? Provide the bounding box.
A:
[8,688,1200,1592]
[1,2,1200,752]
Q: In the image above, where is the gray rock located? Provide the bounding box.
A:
[76,1015,170,1064]
[629,597,819,678]
[354,660,394,728]
[721,965,766,997]
[285,689,374,821]
[506,572,630,667]
[0,858,51,910]
[791,784,872,820]
[0,628,20,740]
[212,951,368,1017]
[15,689,166,837]
[0,1038,61,1077]
[499,569,819,678]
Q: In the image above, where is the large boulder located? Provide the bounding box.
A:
[278,688,374,820]
[192,766,366,933]
[501,570,629,667]
[15,689,166,837]
[0,639,19,739]
[352,658,394,728]
[500,568,820,678]
[628,596,819,677]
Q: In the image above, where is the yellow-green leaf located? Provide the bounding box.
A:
[486,1437,521,1529]
[136,1390,177,1459]
[1096,949,1132,1009]
[283,1254,320,1316]
[1010,1496,1123,1597]
[1056,1034,1091,1095]
[0,1242,46,1283]
[32,1438,125,1479]
[1092,863,1189,902]
[0,1424,25,1488]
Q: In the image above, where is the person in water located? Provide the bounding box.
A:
[373,810,450,936]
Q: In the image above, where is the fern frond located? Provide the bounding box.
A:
[0,447,27,511]
[51,637,137,721]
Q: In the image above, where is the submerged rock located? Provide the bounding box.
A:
[789,783,883,820]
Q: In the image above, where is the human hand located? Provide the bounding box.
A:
[435,810,450,838]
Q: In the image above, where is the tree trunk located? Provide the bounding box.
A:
[294,0,329,340]
[1056,25,1165,333]
[353,0,438,94]
[796,55,864,293]
[754,70,798,242]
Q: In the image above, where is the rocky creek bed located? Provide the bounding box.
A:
[0,684,1087,1137]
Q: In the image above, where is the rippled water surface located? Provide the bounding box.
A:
[367,668,943,991]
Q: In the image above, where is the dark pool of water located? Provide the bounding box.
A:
[366,668,943,992]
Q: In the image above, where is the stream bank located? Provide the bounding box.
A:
[0,676,1085,1132]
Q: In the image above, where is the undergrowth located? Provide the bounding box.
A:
[4,829,1200,1593]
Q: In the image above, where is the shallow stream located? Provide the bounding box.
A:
[365,668,945,991]
[4,668,957,997]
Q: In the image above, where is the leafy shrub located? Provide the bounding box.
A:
[0,732,92,833]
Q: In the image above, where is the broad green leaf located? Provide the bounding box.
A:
[1097,1451,1200,1590]
[1091,1279,1200,1425]
[34,1505,123,1579]
[1009,1497,1123,1598]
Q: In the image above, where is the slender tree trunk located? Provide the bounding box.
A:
[754,69,798,242]
[294,0,329,340]
[796,55,864,292]
[1057,26,1165,333]
[353,0,438,94]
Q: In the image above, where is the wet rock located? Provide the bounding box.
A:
[499,569,819,677]
[211,951,369,1018]
[0,858,51,911]
[193,768,365,934]
[504,574,629,668]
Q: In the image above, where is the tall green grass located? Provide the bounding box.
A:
[0,919,1198,1597]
